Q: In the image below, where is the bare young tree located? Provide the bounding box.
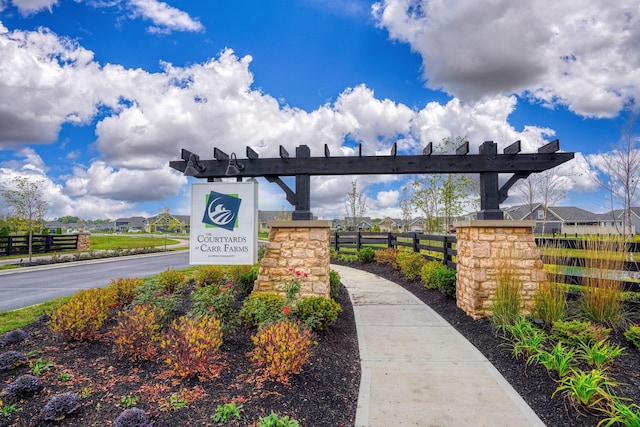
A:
[344,179,366,231]
[513,169,568,234]
[399,192,413,232]
[1,176,49,263]
[588,105,640,239]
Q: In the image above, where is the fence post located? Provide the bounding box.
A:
[7,236,13,256]
[334,232,339,252]
[442,236,449,265]
[413,233,419,253]
[45,235,53,252]
[356,232,362,251]
[387,232,393,249]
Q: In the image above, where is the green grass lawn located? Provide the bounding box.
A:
[89,235,181,250]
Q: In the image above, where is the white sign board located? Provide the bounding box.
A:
[189,181,258,265]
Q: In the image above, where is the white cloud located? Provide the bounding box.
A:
[128,0,204,34]
[373,0,640,118]
[11,0,58,14]
[0,23,588,220]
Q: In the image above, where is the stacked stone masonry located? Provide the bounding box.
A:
[454,220,547,320]
[77,233,90,251]
[254,221,331,298]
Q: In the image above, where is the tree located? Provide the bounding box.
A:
[588,105,640,239]
[153,206,183,233]
[513,169,568,234]
[399,192,414,232]
[408,138,476,233]
[1,176,49,262]
[344,179,366,231]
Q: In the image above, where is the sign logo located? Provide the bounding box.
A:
[202,191,242,231]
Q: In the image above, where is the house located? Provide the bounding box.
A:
[495,204,630,235]
[114,216,148,232]
[258,210,293,232]
[147,214,190,233]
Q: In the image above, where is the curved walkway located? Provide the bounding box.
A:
[331,264,545,427]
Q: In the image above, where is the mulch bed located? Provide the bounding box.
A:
[339,260,640,427]
[0,283,360,427]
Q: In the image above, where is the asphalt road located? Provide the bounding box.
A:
[0,251,190,312]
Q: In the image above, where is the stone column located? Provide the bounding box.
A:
[77,233,90,251]
[454,220,547,320]
[254,220,331,298]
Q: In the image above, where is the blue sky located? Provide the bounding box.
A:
[0,0,638,221]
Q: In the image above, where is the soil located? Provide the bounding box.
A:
[2,259,640,427]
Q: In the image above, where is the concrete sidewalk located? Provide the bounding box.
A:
[330,264,545,427]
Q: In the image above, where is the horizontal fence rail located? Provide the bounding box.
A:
[0,234,80,257]
[331,232,640,292]
[331,231,457,269]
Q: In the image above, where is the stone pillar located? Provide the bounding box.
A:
[454,220,547,320]
[77,233,90,251]
[254,220,331,298]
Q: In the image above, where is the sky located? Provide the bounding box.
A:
[0,0,639,221]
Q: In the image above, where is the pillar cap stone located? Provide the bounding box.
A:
[453,220,536,228]
[269,220,331,228]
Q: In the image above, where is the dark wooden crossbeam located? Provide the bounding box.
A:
[171,141,575,221]
[170,151,573,177]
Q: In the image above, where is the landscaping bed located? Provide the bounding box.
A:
[0,278,360,427]
[339,259,640,427]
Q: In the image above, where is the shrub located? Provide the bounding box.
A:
[132,282,180,322]
[396,251,426,280]
[156,268,186,294]
[552,369,617,411]
[0,351,26,371]
[111,304,164,361]
[6,374,42,398]
[624,324,640,350]
[240,292,287,327]
[160,315,224,379]
[226,264,253,285]
[113,407,152,427]
[257,412,300,427]
[356,247,376,263]
[420,261,444,289]
[551,320,611,347]
[40,393,81,421]
[433,268,456,299]
[193,265,227,288]
[374,248,399,267]
[295,297,341,330]
[251,320,313,384]
[108,277,144,307]
[237,265,259,294]
[329,270,341,300]
[1,329,30,347]
[189,283,239,334]
[48,287,116,341]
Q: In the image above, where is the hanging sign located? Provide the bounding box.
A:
[189,181,258,265]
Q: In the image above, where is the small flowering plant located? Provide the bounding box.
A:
[282,269,310,301]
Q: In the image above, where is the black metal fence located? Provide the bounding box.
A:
[331,232,640,292]
[0,234,80,257]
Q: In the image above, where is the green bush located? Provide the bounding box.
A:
[193,265,227,288]
[329,270,341,300]
[295,297,341,330]
[551,320,611,347]
[420,261,445,289]
[238,265,259,294]
[433,268,456,299]
[396,251,426,280]
[356,247,376,263]
[132,282,181,322]
[240,292,287,327]
[625,324,640,350]
[189,284,239,334]
[156,268,186,294]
